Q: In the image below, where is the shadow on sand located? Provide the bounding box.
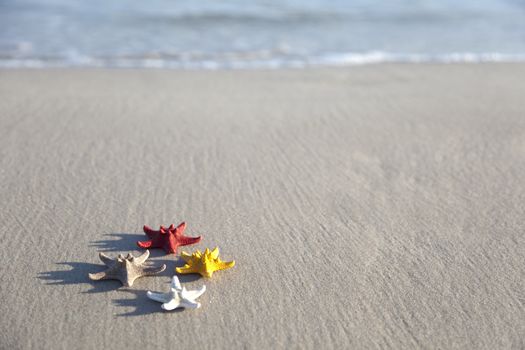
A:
[37,261,121,294]
[111,289,175,317]
[89,232,144,252]
[88,231,175,267]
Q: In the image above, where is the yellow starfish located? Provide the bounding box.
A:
[176,247,235,278]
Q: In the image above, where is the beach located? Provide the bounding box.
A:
[1,64,525,349]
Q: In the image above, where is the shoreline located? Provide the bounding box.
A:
[2,52,525,70]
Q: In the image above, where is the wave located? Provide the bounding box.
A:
[130,10,480,26]
[2,51,525,69]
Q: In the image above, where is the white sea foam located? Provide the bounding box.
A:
[1,52,525,69]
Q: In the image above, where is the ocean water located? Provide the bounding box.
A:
[2,0,525,68]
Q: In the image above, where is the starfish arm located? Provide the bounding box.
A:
[147,291,171,303]
[98,252,114,266]
[180,299,201,309]
[210,247,220,259]
[181,285,206,300]
[176,265,196,274]
[175,222,187,234]
[178,235,202,246]
[162,243,178,254]
[143,225,158,239]
[161,299,182,311]
[141,264,166,276]
[217,260,235,271]
[137,240,153,249]
[171,276,182,290]
[134,249,150,265]
[88,271,108,281]
[180,251,194,262]
[122,276,134,287]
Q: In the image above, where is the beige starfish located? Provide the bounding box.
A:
[88,250,165,287]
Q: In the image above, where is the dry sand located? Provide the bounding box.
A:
[1,64,525,349]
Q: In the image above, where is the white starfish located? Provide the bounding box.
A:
[147,276,206,311]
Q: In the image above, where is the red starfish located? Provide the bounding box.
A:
[137,222,201,254]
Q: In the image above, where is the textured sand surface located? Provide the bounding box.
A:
[1,65,525,349]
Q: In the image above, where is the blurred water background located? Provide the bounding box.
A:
[2,0,525,68]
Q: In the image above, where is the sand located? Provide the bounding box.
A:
[1,64,524,349]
